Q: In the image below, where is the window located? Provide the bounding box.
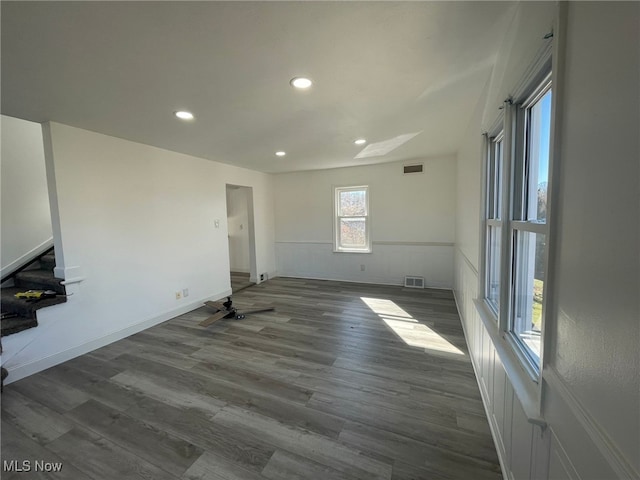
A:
[334,186,371,253]
[482,67,553,375]
[485,133,503,314]
[509,82,552,368]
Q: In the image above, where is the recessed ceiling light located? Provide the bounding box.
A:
[276,151,286,157]
[174,110,194,120]
[290,77,312,89]
[354,138,367,145]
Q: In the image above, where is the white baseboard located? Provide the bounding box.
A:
[1,237,54,279]
[4,288,232,384]
[250,271,278,285]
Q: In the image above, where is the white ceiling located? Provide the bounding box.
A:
[1,1,513,173]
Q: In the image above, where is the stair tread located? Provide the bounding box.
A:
[14,269,65,294]
[0,249,62,338]
[1,287,67,316]
[15,269,61,282]
[1,314,38,337]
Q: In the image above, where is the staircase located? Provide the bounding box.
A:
[1,249,67,389]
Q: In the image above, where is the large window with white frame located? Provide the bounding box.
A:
[482,67,553,374]
[334,185,371,253]
[510,77,552,369]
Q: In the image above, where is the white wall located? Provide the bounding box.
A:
[3,122,276,382]
[274,158,456,288]
[455,90,485,272]
[1,115,53,276]
[481,2,556,129]
[226,186,251,273]
[545,2,639,475]
[455,2,640,480]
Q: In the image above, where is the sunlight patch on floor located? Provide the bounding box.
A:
[361,297,464,356]
[360,297,413,319]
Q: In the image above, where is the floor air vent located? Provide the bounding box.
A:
[404,276,425,288]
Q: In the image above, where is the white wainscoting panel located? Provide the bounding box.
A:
[454,248,636,480]
[548,429,579,480]
[543,370,632,480]
[454,248,546,480]
[276,241,454,288]
[510,397,534,480]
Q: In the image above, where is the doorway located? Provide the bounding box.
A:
[225,184,257,293]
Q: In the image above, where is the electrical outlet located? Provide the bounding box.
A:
[360,264,365,271]
[214,219,220,228]
[182,288,189,298]
[175,291,182,300]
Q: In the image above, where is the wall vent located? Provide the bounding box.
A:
[403,163,424,174]
[404,276,425,288]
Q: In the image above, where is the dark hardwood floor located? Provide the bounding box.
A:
[1,277,501,479]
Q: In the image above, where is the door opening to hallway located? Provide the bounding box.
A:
[225,184,257,293]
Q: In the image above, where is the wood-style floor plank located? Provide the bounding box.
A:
[1,277,501,479]
[261,449,362,480]
[1,420,92,480]
[2,390,74,445]
[47,427,179,480]
[66,399,203,476]
[182,450,265,480]
[213,406,392,480]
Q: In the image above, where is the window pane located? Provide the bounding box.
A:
[512,231,545,365]
[487,149,495,218]
[486,225,501,312]
[487,139,503,220]
[340,218,366,247]
[527,89,552,222]
[339,190,366,216]
[495,140,503,218]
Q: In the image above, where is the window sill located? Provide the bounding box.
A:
[333,249,372,254]
[474,299,547,429]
